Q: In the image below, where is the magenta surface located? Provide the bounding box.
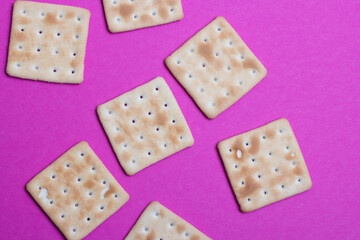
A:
[0,0,359,239]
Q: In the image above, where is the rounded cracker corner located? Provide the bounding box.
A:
[124,168,136,176]
[206,111,217,120]
[78,141,89,148]
[216,16,226,22]
[164,56,171,66]
[217,141,225,151]
[279,117,290,125]
[150,201,160,207]
[25,181,33,193]
[96,104,104,116]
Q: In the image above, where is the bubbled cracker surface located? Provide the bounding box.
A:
[103,0,183,33]
[26,141,129,240]
[166,17,267,119]
[125,201,212,240]
[218,119,312,212]
[6,1,90,84]
[97,77,194,175]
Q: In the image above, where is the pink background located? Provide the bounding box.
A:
[0,0,359,239]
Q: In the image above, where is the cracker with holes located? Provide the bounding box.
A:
[102,0,183,33]
[218,118,312,212]
[97,77,194,175]
[6,1,90,84]
[26,141,129,240]
[125,201,212,240]
[166,17,267,119]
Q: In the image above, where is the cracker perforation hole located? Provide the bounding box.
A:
[241,181,245,186]
[114,194,118,198]
[234,164,238,169]
[51,174,56,179]
[74,203,79,208]
[152,11,157,16]
[100,206,105,210]
[133,14,138,19]
[86,217,91,222]
[116,17,121,22]
[63,189,68,194]
[72,228,77,233]
[170,7,174,12]
[61,214,65,219]
[200,87,204,93]
[247,197,251,202]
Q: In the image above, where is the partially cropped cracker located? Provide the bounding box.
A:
[26,141,129,240]
[166,17,267,119]
[125,201,211,240]
[7,1,90,84]
[97,77,194,175]
[103,0,183,33]
[218,119,312,212]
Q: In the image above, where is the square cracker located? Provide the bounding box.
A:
[166,17,267,119]
[26,141,129,240]
[125,201,212,240]
[97,77,194,175]
[218,118,312,212]
[102,0,183,33]
[6,1,90,84]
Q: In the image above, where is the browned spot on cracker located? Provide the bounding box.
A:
[121,151,131,163]
[248,135,260,155]
[67,11,75,19]
[158,7,169,19]
[84,180,94,189]
[238,175,262,197]
[12,31,26,41]
[190,235,200,240]
[114,134,126,144]
[243,58,259,71]
[18,17,31,25]
[146,231,156,240]
[285,152,295,161]
[119,4,135,21]
[293,165,304,175]
[104,183,115,198]
[44,12,58,25]
[176,223,185,234]
[140,14,153,24]
[265,129,275,139]
[197,43,214,62]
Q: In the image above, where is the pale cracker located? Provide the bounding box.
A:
[102,0,183,33]
[218,118,312,212]
[125,201,212,240]
[97,77,194,175]
[6,1,90,84]
[166,17,267,119]
[26,141,129,240]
